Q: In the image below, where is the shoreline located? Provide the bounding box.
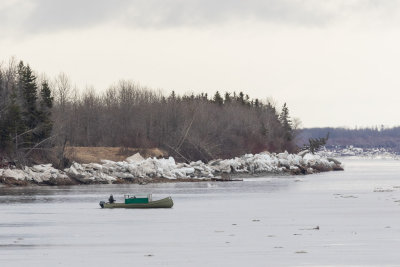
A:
[0,151,343,187]
[0,172,324,187]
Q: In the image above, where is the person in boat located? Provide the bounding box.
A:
[109,194,115,204]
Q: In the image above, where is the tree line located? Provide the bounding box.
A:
[0,59,298,166]
[298,127,400,152]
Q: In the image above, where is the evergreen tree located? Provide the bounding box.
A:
[213,91,223,106]
[168,90,176,101]
[238,91,245,105]
[279,103,293,142]
[37,80,53,140]
[17,61,39,146]
[224,92,231,103]
[40,80,53,109]
[200,92,208,101]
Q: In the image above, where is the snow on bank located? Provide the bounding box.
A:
[0,151,342,185]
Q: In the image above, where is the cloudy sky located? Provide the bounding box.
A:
[1,0,400,127]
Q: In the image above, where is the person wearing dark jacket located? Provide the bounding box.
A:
[109,194,115,204]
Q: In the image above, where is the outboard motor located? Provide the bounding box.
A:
[99,201,105,208]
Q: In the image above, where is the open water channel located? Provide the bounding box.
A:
[1,159,400,266]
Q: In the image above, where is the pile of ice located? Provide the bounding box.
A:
[63,151,341,183]
[318,146,399,160]
[65,156,214,183]
[0,151,342,185]
[0,164,69,183]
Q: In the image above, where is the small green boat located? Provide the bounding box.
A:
[99,194,173,209]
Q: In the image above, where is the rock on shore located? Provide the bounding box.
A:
[0,151,342,186]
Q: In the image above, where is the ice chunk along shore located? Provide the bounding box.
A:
[0,151,342,185]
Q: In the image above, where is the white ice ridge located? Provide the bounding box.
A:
[0,151,342,184]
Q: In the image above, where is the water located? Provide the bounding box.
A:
[1,159,400,266]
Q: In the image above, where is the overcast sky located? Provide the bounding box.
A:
[2,0,400,128]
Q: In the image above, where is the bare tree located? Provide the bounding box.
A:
[54,72,71,109]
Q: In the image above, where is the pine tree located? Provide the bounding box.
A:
[40,80,53,109]
[17,61,39,146]
[213,91,223,106]
[37,80,53,140]
[279,103,293,142]
[224,92,231,103]
[168,90,176,102]
[238,91,245,105]
[200,92,208,101]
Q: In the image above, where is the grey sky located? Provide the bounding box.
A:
[2,0,400,127]
[2,0,397,33]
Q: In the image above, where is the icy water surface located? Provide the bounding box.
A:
[1,159,400,266]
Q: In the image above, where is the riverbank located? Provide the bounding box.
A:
[0,151,343,186]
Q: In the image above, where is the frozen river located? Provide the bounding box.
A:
[1,159,400,266]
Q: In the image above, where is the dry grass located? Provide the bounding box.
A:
[64,147,167,164]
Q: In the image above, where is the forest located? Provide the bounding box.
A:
[0,59,298,167]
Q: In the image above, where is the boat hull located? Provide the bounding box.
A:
[101,197,173,209]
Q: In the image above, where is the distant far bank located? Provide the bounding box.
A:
[297,126,400,153]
